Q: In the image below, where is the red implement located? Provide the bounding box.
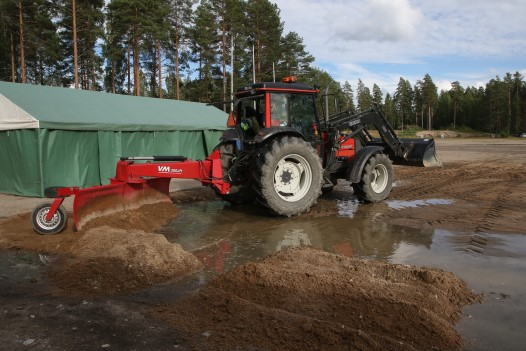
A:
[31,152,229,234]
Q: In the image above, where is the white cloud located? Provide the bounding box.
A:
[272,0,526,94]
[329,0,423,43]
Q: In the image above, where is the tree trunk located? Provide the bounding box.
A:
[175,31,180,100]
[111,59,115,93]
[221,13,227,111]
[88,16,96,90]
[127,35,131,94]
[18,0,25,83]
[428,106,431,130]
[256,39,261,82]
[133,32,139,96]
[72,0,78,89]
[10,32,15,82]
[453,101,457,128]
[157,40,162,99]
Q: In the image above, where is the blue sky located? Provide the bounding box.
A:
[272,0,526,96]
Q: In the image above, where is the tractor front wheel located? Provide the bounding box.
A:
[31,203,68,235]
[253,136,323,216]
[352,153,394,203]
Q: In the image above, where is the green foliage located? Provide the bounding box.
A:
[397,126,422,137]
[1,0,525,137]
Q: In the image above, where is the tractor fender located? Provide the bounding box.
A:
[347,146,385,183]
[253,127,304,144]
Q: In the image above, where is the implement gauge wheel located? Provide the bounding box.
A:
[31,202,68,235]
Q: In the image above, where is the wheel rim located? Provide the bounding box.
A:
[273,154,313,202]
[370,163,389,193]
[35,207,61,231]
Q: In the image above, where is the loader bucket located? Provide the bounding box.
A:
[72,177,172,231]
[398,138,442,167]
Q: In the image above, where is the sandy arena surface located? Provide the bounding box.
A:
[0,137,525,350]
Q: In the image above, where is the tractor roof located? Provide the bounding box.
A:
[235,81,318,96]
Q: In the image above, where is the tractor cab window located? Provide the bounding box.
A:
[270,93,289,127]
[237,95,266,132]
[270,93,318,140]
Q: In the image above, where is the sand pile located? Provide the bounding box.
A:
[155,247,480,351]
[50,226,203,296]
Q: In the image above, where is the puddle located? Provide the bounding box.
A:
[387,198,454,209]
[1,197,524,350]
[0,250,51,296]
[336,198,362,218]
[157,199,526,350]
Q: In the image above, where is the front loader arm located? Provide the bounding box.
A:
[327,104,406,158]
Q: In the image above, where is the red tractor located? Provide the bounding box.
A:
[31,77,440,234]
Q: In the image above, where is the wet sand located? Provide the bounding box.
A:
[0,137,525,350]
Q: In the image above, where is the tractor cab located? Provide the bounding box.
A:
[233,77,321,143]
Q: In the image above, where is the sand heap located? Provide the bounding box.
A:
[155,247,480,351]
[50,226,203,296]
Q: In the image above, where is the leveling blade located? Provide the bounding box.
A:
[73,177,172,231]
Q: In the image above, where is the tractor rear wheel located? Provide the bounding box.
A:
[352,153,393,203]
[214,142,256,205]
[253,136,323,216]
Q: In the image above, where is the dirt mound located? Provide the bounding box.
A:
[49,226,203,296]
[154,247,480,351]
[0,201,203,297]
[0,202,180,253]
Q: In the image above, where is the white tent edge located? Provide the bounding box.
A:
[0,93,39,131]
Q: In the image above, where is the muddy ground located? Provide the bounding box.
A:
[0,137,525,350]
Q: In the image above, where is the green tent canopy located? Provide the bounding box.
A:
[0,81,227,197]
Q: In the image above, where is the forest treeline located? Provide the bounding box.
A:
[1,0,525,135]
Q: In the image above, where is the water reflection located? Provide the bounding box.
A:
[161,200,434,277]
[387,198,454,209]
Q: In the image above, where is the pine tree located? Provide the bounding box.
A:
[341,81,355,112]
[394,78,413,129]
[278,31,314,79]
[212,0,244,108]
[245,0,283,82]
[103,2,127,93]
[356,79,372,112]
[166,0,196,100]
[189,0,219,102]
[450,81,464,128]
[59,0,105,90]
[20,0,64,85]
[0,0,19,82]
[372,83,382,106]
[108,0,166,96]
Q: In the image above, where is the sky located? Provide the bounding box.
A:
[271,0,526,96]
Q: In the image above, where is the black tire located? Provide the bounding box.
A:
[31,202,68,235]
[253,136,323,216]
[214,143,256,205]
[352,153,394,203]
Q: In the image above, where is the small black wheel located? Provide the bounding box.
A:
[31,203,68,235]
[352,153,393,203]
